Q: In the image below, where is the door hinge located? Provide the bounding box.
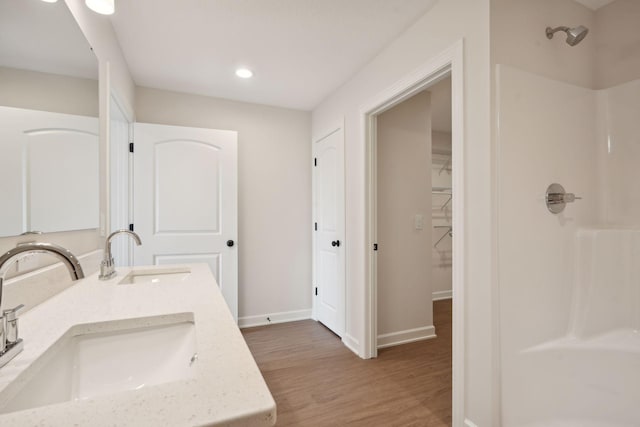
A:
[373,243,378,251]
[129,223,134,232]
[315,287,318,296]
[129,142,134,153]
[314,222,317,231]
[314,158,317,167]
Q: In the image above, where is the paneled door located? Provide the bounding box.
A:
[313,125,345,337]
[133,122,238,320]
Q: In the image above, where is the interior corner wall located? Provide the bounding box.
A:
[64,0,135,114]
[376,91,433,339]
[594,0,640,89]
[311,0,493,424]
[134,87,312,321]
[490,0,596,89]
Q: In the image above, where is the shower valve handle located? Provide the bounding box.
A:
[562,193,581,203]
[546,183,582,214]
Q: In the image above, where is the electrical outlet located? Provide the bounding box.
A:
[414,214,424,230]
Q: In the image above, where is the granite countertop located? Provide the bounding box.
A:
[0,263,276,426]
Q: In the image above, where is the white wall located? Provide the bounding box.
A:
[594,0,640,89]
[491,0,596,89]
[0,67,98,117]
[496,65,599,425]
[135,87,311,321]
[312,0,493,424]
[376,91,433,342]
[493,0,640,423]
[64,0,135,114]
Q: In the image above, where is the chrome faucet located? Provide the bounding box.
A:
[0,242,84,368]
[99,230,142,280]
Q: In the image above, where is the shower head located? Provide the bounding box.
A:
[546,25,589,46]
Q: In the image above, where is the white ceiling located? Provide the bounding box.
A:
[573,0,615,10]
[0,0,97,79]
[110,0,438,110]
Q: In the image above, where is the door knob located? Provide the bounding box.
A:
[331,240,341,247]
[227,240,234,247]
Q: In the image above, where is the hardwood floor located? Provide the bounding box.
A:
[242,300,452,427]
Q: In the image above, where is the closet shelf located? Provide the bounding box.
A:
[432,186,451,193]
[438,156,452,175]
[433,225,453,248]
[432,187,452,209]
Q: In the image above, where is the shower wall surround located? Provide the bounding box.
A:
[494,0,640,425]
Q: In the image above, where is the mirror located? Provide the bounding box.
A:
[0,0,99,237]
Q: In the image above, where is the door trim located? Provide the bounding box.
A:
[109,92,133,266]
[311,119,346,337]
[361,39,465,426]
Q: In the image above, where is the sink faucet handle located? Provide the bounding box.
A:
[3,304,25,320]
[3,304,25,347]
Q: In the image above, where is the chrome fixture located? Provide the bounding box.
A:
[546,25,589,46]
[546,183,582,214]
[0,242,84,368]
[99,230,142,280]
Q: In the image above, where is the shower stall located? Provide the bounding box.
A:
[494,0,640,425]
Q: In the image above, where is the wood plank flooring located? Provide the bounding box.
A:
[242,299,452,427]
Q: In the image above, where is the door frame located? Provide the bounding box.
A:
[108,91,134,266]
[361,40,465,425]
[311,119,346,336]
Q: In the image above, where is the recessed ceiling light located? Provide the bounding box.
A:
[40,0,58,3]
[235,68,253,79]
[85,0,115,15]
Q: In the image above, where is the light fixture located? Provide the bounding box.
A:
[85,0,114,15]
[40,0,58,3]
[235,68,253,79]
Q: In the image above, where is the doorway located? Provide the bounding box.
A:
[376,84,451,348]
[362,41,464,425]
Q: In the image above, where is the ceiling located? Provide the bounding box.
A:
[0,0,97,79]
[573,0,615,10]
[110,0,438,111]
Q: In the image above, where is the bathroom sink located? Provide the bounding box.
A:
[0,315,197,414]
[118,266,191,285]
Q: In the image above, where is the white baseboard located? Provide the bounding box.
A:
[238,309,312,328]
[433,290,453,301]
[377,325,436,349]
[464,419,479,427]
[342,334,361,356]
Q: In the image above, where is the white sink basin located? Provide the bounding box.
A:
[118,267,191,285]
[0,314,197,414]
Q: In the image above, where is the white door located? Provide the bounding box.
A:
[0,106,99,235]
[133,122,238,320]
[313,126,345,336]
